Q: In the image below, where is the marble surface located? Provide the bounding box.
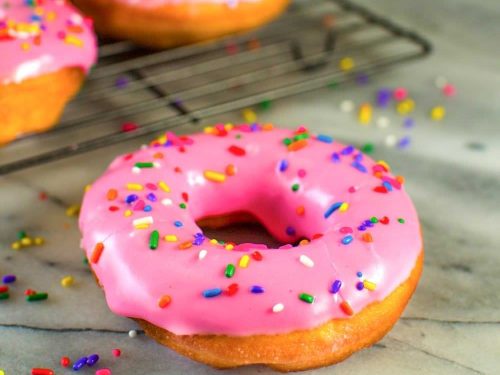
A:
[1,0,500,374]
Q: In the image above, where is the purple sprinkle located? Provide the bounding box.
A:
[193,233,205,246]
[363,220,374,228]
[279,159,289,172]
[125,194,139,204]
[398,136,411,149]
[341,145,354,155]
[358,225,367,231]
[286,226,296,236]
[403,117,415,128]
[356,281,364,291]
[351,162,367,173]
[353,153,363,162]
[2,275,16,284]
[86,354,100,366]
[250,123,260,132]
[376,88,392,108]
[146,193,157,202]
[356,73,370,85]
[250,285,265,294]
[331,152,341,163]
[330,280,342,294]
[73,357,88,371]
[115,76,129,89]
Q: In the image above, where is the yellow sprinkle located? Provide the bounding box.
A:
[339,202,349,212]
[0,369,5,375]
[225,244,234,251]
[64,35,83,47]
[21,42,30,51]
[127,183,143,191]
[339,57,354,72]
[61,275,74,288]
[363,280,377,291]
[34,237,44,245]
[358,103,372,125]
[242,108,257,123]
[20,237,33,246]
[204,126,215,134]
[84,184,92,192]
[124,210,132,217]
[164,235,178,242]
[66,204,81,217]
[396,99,415,115]
[239,255,250,268]
[11,242,21,250]
[210,239,218,245]
[134,224,150,230]
[204,170,226,183]
[46,11,56,21]
[158,181,171,193]
[224,123,234,131]
[430,105,446,121]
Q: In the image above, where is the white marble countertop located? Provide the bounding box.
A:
[1,0,499,374]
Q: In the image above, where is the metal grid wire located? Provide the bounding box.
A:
[0,0,431,175]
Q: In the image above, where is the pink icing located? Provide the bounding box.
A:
[0,0,97,84]
[79,125,422,336]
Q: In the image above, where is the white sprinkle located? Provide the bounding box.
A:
[376,116,390,128]
[161,198,173,206]
[198,249,208,260]
[385,134,397,147]
[340,100,354,112]
[132,216,153,226]
[128,330,137,338]
[154,162,161,168]
[272,303,285,313]
[299,254,314,268]
[132,167,141,174]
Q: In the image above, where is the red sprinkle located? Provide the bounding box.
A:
[112,348,122,357]
[251,251,263,261]
[224,283,239,296]
[32,369,54,375]
[0,285,8,293]
[340,301,354,316]
[379,216,390,224]
[228,145,246,156]
[108,206,119,212]
[373,186,388,193]
[24,289,36,296]
[182,192,189,202]
[60,356,71,367]
[121,122,139,133]
[312,233,324,240]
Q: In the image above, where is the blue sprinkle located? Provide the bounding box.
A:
[398,136,411,149]
[403,117,415,128]
[356,281,364,291]
[146,193,157,202]
[279,159,289,172]
[330,280,342,294]
[341,145,354,155]
[382,181,393,191]
[144,205,152,212]
[174,221,183,227]
[250,285,265,294]
[2,275,16,284]
[353,153,363,162]
[72,357,88,371]
[341,235,353,245]
[86,354,100,366]
[125,194,139,204]
[316,134,333,143]
[324,202,343,219]
[331,152,341,163]
[356,271,363,277]
[202,288,222,298]
[351,162,367,173]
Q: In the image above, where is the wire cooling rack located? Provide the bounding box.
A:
[0,0,431,175]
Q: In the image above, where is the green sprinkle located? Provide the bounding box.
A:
[298,293,315,304]
[135,162,154,168]
[17,230,27,240]
[235,134,242,139]
[361,143,375,154]
[83,257,89,265]
[398,218,406,223]
[327,80,338,89]
[225,264,236,278]
[0,292,9,300]
[179,203,187,209]
[27,293,48,302]
[259,99,272,111]
[283,138,292,146]
[291,183,300,192]
[370,217,378,223]
[293,133,309,141]
[149,230,160,250]
[218,240,225,245]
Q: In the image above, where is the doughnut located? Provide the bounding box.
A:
[79,124,423,371]
[0,0,97,145]
[71,0,290,49]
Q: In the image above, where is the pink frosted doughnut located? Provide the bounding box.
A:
[79,124,423,370]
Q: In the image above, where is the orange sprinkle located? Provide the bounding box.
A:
[225,164,236,176]
[179,241,193,250]
[296,206,305,216]
[91,243,104,264]
[340,301,354,316]
[107,189,118,201]
[287,139,308,152]
[373,171,383,179]
[158,295,172,308]
[362,233,373,243]
[396,175,405,184]
[299,239,310,246]
[67,25,84,33]
[262,123,274,131]
[153,152,164,159]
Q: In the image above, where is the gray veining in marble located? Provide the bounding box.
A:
[1,0,500,374]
